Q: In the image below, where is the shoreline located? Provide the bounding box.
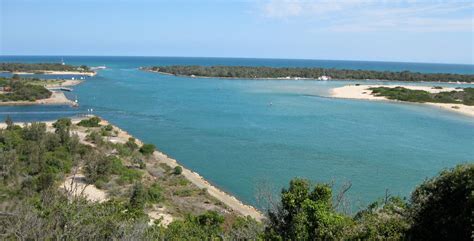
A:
[331,84,474,117]
[2,70,97,76]
[0,117,264,221]
[143,69,474,84]
[101,119,264,220]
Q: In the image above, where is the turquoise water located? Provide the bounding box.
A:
[1,56,473,210]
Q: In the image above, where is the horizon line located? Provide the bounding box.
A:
[1,54,473,66]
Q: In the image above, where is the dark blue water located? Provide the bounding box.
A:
[2,56,474,74]
[1,56,473,211]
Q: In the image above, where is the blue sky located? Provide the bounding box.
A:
[1,0,473,64]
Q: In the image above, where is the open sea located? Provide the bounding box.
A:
[1,56,473,211]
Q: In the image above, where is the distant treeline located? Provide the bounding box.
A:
[143,66,474,83]
[0,63,90,72]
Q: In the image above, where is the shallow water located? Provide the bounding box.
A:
[1,56,473,210]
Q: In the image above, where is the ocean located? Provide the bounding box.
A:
[1,56,473,211]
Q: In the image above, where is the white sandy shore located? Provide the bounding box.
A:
[0,91,77,106]
[331,85,474,117]
[8,71,96,76]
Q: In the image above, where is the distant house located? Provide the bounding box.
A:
[317,76,331,81]
[2,86,12,92]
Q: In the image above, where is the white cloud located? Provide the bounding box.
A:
[259,0,474,32]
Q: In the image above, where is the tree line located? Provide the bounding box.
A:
[0,63,90,72]
[143,65,474,83]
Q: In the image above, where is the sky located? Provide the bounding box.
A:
[1,0,473,64]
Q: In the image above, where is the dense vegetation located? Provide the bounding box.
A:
[0,77,51,102]
[144,65,474,82]
[0,63,90,73]
[370,87,474,105]
[77,116,101,127]
[0,117,472,240]
[265,164,473,240]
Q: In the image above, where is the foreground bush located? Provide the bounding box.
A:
[408,164,473,240]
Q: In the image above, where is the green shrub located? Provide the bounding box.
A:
[83,151,112,185]
[118,168,143,184]
[173,166,183,175]
[129,183,147,211]
[77,117,101,127]
[139,143,155,156]
[85,131,103,144]
[109,157,142,184]
[408,164,473,241]
[126,137,138,151]
[147,183,164,203]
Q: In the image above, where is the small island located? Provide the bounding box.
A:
[331,85,474,117]
[142,65,474,83]
[0,62,96,76]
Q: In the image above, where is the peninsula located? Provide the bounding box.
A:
[142,65,474,83]
[331,85,474,117]
[0,76,78,106]
[0,62,96,76]
[0,116,263,231]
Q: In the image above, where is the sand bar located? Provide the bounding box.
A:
[331,84,474,117]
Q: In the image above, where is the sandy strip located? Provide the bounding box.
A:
[0,91,77,106]
[11,71,96,76]
[331,85,474,117]
[47,79,83,87]
[100,119,265,221]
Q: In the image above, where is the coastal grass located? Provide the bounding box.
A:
[369,86,474,105]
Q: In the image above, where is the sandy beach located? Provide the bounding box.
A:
[331,84,474,117]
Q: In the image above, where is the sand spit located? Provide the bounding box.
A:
[0,91,76,106]
[331,84,474,117]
